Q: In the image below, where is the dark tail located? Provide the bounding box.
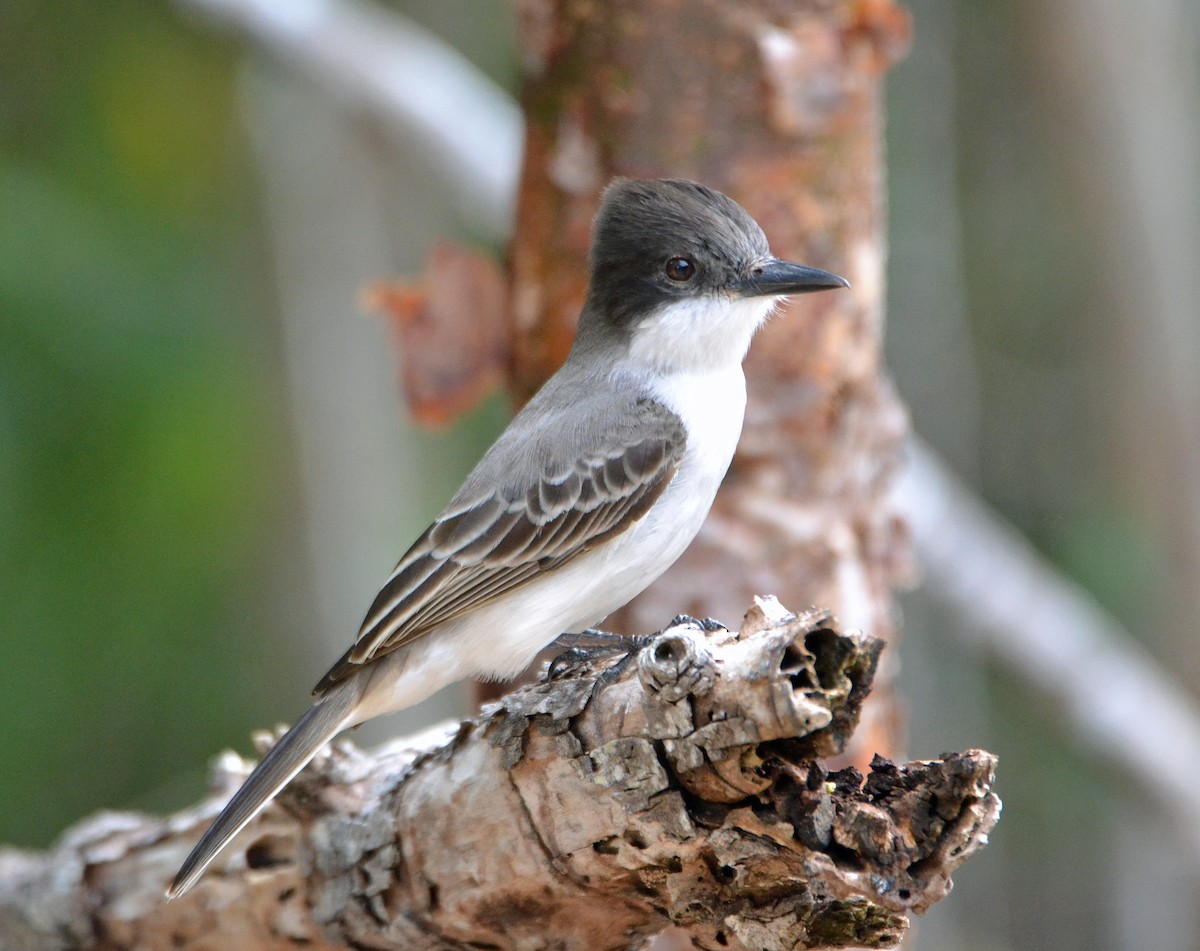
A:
[166,684,357,898]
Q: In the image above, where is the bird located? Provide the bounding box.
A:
[167,177,847,897]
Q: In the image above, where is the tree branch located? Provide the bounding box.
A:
[0,602,996,950]
[178,0,521,238]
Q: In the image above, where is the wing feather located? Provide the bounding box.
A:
[314,397,686,695]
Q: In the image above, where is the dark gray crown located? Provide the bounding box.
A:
[584,178,771,326]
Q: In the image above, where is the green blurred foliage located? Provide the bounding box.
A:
[0,0,520,853]
[0,0,288,846]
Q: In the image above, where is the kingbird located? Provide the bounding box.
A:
[168,177,847,897]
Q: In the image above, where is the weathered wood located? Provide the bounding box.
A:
[0,601,997,950]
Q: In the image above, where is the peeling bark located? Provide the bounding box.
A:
[367,242,510,428]
[0,602,997,950]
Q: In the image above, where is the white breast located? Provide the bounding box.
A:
[647,362,748,496]
[565,362,747,628]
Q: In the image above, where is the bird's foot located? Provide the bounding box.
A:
[547,617,724,693]
[587,645,646,694]
[579,617,724,693]
[547,629,652,683]
[546,646,593,680]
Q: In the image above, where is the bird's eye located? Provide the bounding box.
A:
[664,256,696,282]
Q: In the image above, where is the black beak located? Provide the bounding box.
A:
[733,259,849,298]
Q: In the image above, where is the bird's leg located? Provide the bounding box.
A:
[587,639,652,691]
[545,647,593,679]
[549,628,624,651]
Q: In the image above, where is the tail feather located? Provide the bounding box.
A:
[167,686,357,898]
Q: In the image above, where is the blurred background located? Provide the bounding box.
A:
[2,1,1198,949]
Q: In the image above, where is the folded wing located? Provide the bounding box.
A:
[314,398,685,694]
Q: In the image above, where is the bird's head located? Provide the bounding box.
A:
[578,178,848,373]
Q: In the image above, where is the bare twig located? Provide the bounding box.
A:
[1036,0,1200,712]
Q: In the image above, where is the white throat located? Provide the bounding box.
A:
[628,294,776,374]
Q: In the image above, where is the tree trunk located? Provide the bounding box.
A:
[504,0,914,764]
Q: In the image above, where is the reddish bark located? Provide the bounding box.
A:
[368,242,509,428]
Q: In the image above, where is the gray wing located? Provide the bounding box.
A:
[314,396,685,694]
